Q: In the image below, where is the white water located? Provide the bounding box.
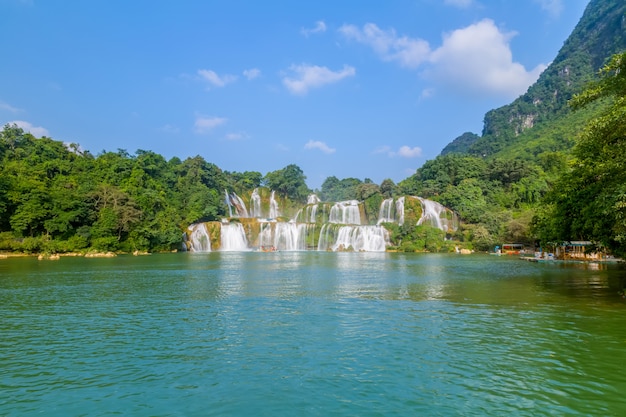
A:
[225,190,249,218]
[186,193,457,252]
[317,224,388,252]
[250,188,262,218]
[417,197,458,232]
[377,197,406,226]
[186,223,211,252]
[269,191,279,219]
[396,197,405,226]
[220,223,249,251]
[307,194,321,205]
[307,204,318,223]
[329,200,361,225]
[377,198,395,224]
[259,222,313,251]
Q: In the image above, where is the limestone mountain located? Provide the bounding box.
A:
[440,0,626,159]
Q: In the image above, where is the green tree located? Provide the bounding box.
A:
[264,164,309,202]
[538,52,626,255]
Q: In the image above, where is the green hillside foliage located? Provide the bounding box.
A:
[0,125,313,254]
[399,0,626,252]
[534,52,626,256]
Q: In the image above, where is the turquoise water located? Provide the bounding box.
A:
[1,252,626,416]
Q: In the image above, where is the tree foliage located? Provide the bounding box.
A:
[535,52,626,255]
[0,124,309,253]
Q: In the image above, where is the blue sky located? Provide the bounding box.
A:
[1,0,589,189]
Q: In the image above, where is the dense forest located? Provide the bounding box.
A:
[1,0,625,256]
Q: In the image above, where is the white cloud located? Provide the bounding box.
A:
[0,101,22,113]
[301,20,327,37]
[534,0,564,17]
[341,19,546,99]
[396,146,422,158]
[339,23,430,68]
[428,19,546,98]
[374,145,422,158]
[194,115,226,134]
[197,69,237,88]
[444,0,473,8]
[283,64,355,95]
[420,88,435,99]
[225,132,248,141]
[8,120,49,137]
[304,140,336,154]
[243,68,261,80]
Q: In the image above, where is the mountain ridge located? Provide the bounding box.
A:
[440,0,626,158]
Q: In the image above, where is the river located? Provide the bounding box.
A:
[1,252,625,416]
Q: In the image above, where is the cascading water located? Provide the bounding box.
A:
[417,197,457,232]
[259,222,314,251]
[269,191,279,219]
[184,190,458,252]
[225,190,249,218]
[377,197,405,226]
[317,224,389,252]
[186,223,211,252]
[329,200,361,225]
[220,223,249,251]
[250,188,262,218]
[307,194,321,205]
[396,197,405,226]
[377,198,395,224]
[307,204,318,223]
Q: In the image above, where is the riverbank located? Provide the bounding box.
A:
[0,250,157,260]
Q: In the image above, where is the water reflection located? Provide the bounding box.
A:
[175,252,626,307]
[2,253,626,416]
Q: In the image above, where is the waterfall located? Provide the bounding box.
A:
[307,194,321,205]
[225,190,249,218]
[186,190,459,252]
[377,197,405,226]
[224,190,233,218]
[377,198,395,224]
[417,197,458,231]
[250,188,262,218]
[396,197,405,226]
[317,224,388,252]
[307,204,318,223]
[186,223,211,252]
[259,222,315,251]
[329,200,361,225]
[293,203,319,224]
[269,191,279,218]
[220,223,249,251]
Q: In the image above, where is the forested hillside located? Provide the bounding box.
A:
[0,125,312,253]
[442,0,626,158]
[398,0,626,252]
